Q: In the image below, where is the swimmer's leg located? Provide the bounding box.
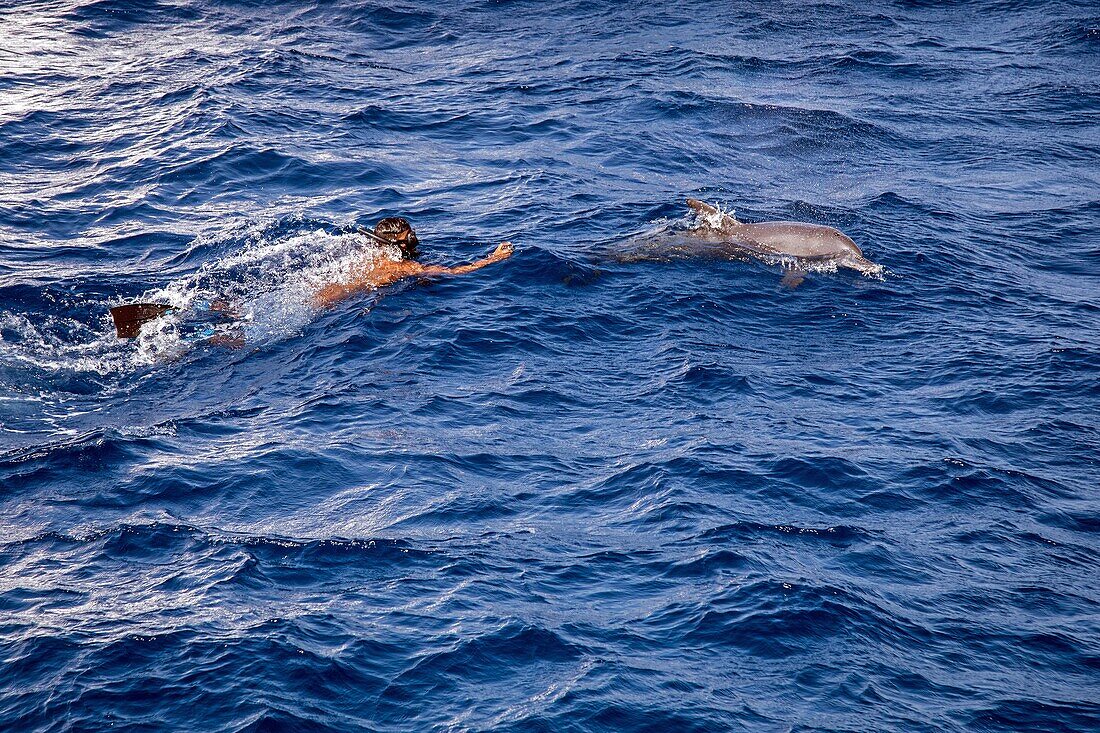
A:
[192,323,245,349]
[193,297,243,321]
[208,332,245,349]
[210,298,244,317]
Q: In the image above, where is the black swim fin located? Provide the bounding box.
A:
[109,303,175,339]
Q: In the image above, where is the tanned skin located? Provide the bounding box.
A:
[313,240,514,308]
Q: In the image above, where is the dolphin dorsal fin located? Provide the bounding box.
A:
[686,198,740,227]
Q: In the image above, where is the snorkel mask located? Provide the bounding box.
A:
[360,217,420,259]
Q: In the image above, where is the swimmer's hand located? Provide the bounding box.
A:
[420,241,515,277]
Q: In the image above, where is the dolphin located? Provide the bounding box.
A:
[684,198,882,286]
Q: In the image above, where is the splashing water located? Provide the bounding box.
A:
[690,200,737,230]
[0,222,397,377]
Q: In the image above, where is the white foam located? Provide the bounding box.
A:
[697,202,735,229]
[0,225,395,377]
[134,227,396,355]
[0,311,132,377]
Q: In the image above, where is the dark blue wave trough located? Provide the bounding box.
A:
[1,1,1098,731]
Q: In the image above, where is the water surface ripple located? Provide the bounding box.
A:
[1,1,1098,731]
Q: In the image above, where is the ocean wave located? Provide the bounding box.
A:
[2,0,1099,730]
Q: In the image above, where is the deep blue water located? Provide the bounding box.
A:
[2,1,1099,731]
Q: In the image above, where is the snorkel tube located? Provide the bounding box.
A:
[357,225,419,259]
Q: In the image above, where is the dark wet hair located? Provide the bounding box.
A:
[374,217,420,260]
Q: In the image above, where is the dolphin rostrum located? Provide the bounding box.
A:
[685,198,882,286]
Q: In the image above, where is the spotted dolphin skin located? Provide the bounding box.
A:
[685,198,882,285]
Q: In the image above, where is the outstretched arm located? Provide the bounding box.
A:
[312,242,514,308]
[419,241,514,277]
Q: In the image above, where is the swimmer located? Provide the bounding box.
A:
[109,217,514,340]
[312,217,514,307]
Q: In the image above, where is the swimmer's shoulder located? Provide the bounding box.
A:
[365,255,425,286]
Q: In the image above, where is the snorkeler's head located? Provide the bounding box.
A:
[374,217,419,260]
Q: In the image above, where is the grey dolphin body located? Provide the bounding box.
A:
[685,199,882,284]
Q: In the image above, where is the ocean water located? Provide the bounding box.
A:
[2,1,1098,731]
